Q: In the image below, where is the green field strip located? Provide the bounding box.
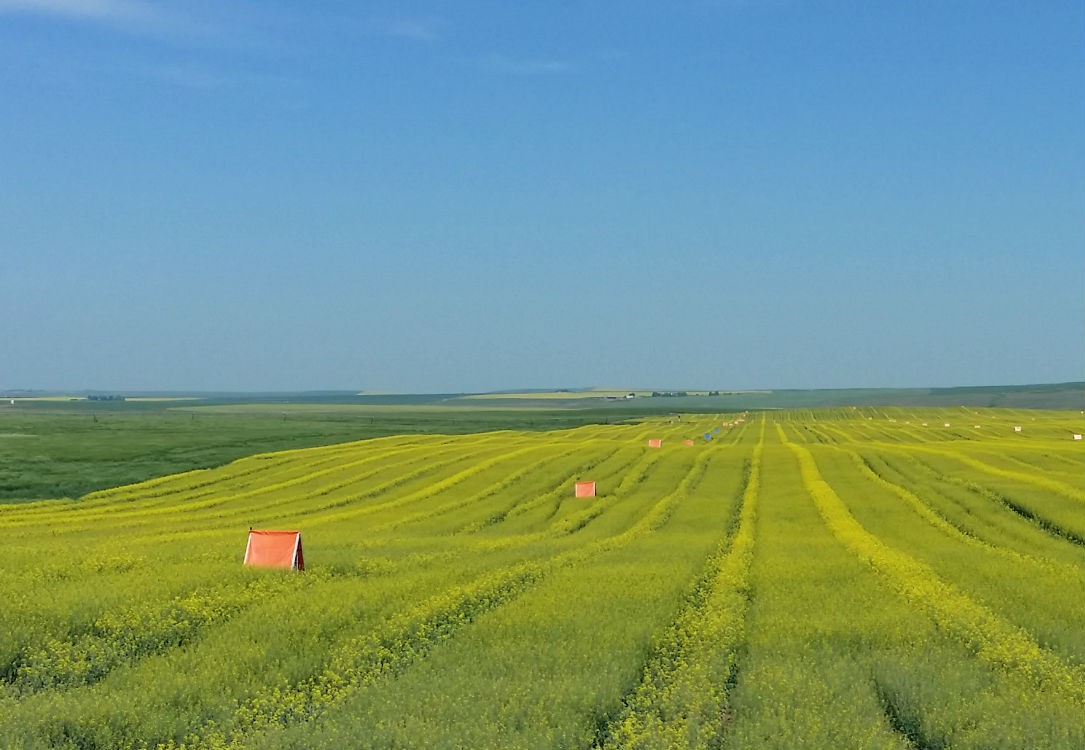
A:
[0,440,560,669]
[718,417,753,445]
[104,441,505,531]
[92,442,471,531]
[993,446,1085,475]
[291,445,566,535]
[546,448,704,539]
[486,445,654,535]
[882,423,932,444]
[868,432,1084,458]
[777,422,812,442]
[895,450,1085,545]
[831,420,888,444]
[586,441,739,536]
[849,449,1067,558]
[772,409,801,422]
[0,440,472,532]
[864,450,1085,568]
[729,425,1085,750]
[597,428,763,750]
[1,572,319,698]
[293,443,557,530]
[833,418,885,442]
[349,444,688,567]
[846,436,1085,542]
[63,433,458,508]
[136,435,716,749]
[868,632,1085,750]
[770,420,802,445]
[221,440,543,528]
[965,447,1085,486]
[0,445,457,539]
[454,443,631,535]
[726,420,756,446]
[836,447,1060,558]
[0,546,277,679]
[800,424,836,444]
[785,438,1085,707]
[6,410,1084,748]
[722,436,913,749]
[810,445,1085,669]
[0,576,166,688]
[726,423,752,445]
[878,420,937,445]
[299,445,642,565]
[412,441,653,539]
[630,414,736,447]
[814,421,863,444]
[0,462,224,516]
[227,427,750,750]
[493,447,667,539]
[447,434,729,544]
[126,429,502,507]
[5,498,675,750]
[367,443,590,536]
[253,442,755,749]
[0,551,536,749]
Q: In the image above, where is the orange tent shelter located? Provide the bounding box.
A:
[647,438,662,448]
[574,480,596,498]
[683,439,694,446]
[244,530,305,571]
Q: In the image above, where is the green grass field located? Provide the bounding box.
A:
[0,403,628,503]
[1,406,1084,748]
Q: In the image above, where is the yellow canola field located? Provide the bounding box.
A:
[1,407,1083,750]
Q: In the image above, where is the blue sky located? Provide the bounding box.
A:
[2,1,1082,393]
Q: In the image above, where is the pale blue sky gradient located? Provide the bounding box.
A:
[2,1,1082,392]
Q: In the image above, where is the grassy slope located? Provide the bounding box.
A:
[2,382,1080,503]
[0,402,624,503]
[2,409,1085,749]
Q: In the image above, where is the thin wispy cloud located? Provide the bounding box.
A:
[380,17,441,43]
[0,0,211,40]
[1,0,161,24]
[82,58,304,95]
[476,54,576,75]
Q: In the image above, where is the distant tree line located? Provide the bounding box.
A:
[650,391,725,397]
[88,395,126,401]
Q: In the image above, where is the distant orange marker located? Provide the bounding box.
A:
[574,480,596,498]
[244,530,304,571]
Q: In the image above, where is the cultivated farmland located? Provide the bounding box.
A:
[1,407,1084,749]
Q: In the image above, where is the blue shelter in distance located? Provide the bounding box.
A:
[704,433,712,441]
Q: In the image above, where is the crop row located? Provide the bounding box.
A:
[785,436,1085,704]
[1,408,1081,748]
[155,428,738,749]
[599,427,764,749]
